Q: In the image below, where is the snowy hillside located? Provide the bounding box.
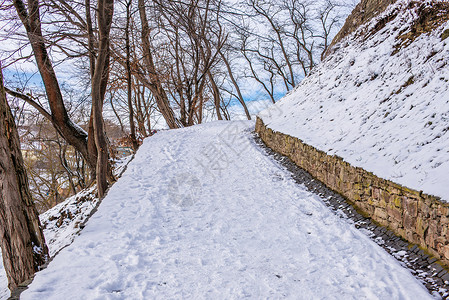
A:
[0,157,131,299]
[20,121,430,299]
[260,0,449,201]
[0,188,102,300]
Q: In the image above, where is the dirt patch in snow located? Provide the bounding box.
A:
[329,0,396,51]
[393,1,449,54]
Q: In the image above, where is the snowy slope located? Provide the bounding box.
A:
[0,264,6,300]
[22,121,430,299]
[0,156,132,299]
[0,188,100,300]
[260,0,449,201]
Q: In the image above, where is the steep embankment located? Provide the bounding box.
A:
[260,0,449,201]
[0,157,131,299]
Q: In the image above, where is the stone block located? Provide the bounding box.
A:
[377,217,389,228]
[415,217,429,237]
[436,237,447,246]
[386,184,401,195]
[405,229,417,243]
[403,212,416,229]
[402,186,422,199]
[442,223,448,238]
[418,201,431,218]
[403,198,418,217]
[389,221,400,231]
[372,187,381,200]
[387,205,402,223]
[425,221,440,249]
[374,208,388,220]
[390,194,402,208]
[430,206,438,219]
[352,190,362,201]
[381,190,391,204]
[428,247,441,259]
[438,205,449,217]
[397,228,406,239]
[378,199,387,208]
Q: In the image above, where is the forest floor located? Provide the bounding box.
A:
[9,121,438,298]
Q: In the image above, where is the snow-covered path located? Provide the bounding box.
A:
[23,121,430,299]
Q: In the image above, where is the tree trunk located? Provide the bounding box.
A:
[0,63,49,291]
[91,0,114,199]
[12,0,93,170]
[207,71,223,121]
[85,0,100,178]
[138,0,178,129]
[219,51,251,120]
[125,0,138,151]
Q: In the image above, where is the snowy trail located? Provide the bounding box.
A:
[23,121,430,299]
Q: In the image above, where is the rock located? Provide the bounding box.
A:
[442,245,449,260]
[328,0,397,52]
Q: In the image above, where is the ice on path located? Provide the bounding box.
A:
[23,121,430,299]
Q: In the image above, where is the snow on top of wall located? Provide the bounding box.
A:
[259,0,449,201]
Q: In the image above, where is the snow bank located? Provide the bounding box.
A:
[260,0,449,201]
[0,266,6,300]
[0,156,132,299]
[0,187,99,299]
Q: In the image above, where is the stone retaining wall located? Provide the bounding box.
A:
[256,117,449,268]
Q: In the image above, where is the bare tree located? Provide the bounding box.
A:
[124,0,138,151]
[21,116,91,212]
[230,0,343,101]
[0,63,49,291]
[12,0,95,170]
[148,0,227,125]
[91,0,115,198]
[218,48,251,120]
[138,0,179,129]
[3,0,348,154]
[133,82,156,137]
[248,0,296,88]
[240,34,277,104]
